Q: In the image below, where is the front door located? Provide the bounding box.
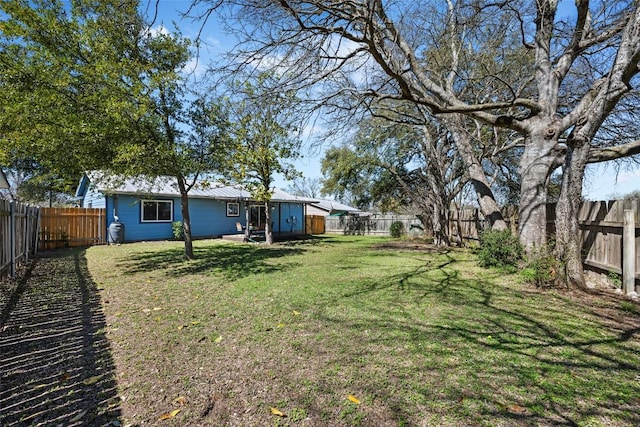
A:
[249,205,266,230]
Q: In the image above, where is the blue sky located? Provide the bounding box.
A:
[146,1,639,200]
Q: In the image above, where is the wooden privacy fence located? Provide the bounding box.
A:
[325,215,424,236]
[305,215,325,234]
[0,199,40,281]
[450,200,640,292]
[39,207,107,250]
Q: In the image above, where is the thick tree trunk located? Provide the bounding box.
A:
[554,140,589,288]
[518,130,559,254]
[177,175,194,260]
[245,201,251,241]
[265,201,274,244]
[446,115,507,231]
[431,201,450,247]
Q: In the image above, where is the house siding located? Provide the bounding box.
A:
[77,177,309,242]
[188,198,247,237]
[81,186,106,209]
[306,205,329,216]
[276,203,305,234]
[102,195,306,242]
[107,194,177,241]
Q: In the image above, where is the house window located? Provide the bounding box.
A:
[226,202,240,217]
[141,200,173,222]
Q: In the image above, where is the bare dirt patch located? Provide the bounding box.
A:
[0,249,120,426]
[372,240,446,253]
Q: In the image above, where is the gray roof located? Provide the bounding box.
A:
[86,173,318,204]
[312,199,362,214]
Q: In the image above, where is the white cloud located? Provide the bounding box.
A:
[181,56,207,77]
[583,164,640,200]
[617,169,640,183]
[148,25,170,38]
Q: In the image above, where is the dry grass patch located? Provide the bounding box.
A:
[83,236,640,426]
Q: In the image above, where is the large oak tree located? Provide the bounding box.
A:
[198,0,640,286]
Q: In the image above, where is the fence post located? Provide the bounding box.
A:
[24,205,30,262]
[34,208,41,253]
[623,209,636,295]
[9,201,16,279]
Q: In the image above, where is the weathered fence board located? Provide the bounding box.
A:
[325,215,424,236]
[38,207,106,250]
[305,215,325,234]
[0,199,40,281]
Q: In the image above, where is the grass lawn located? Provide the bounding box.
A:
[85,235,640,426]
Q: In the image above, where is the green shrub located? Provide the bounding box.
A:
[522,251,560,287]
[608,272,622,288]
[477,229,523,271]
[620,301,639,315]
[390,221,405,238]
[172,221,184,240]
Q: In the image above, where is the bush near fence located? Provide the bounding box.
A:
[449,200,639,292]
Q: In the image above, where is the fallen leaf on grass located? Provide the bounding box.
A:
[270,407,286,417]
[174,396,188,406]
[83,375,102,385]
[191,321,200,326]
[69,409,88,423]
[277,323,285,328]
[507,404,527,414]
[347,395,361,404]
[177,325,186,330]
[292,310,300,316]
[213,335,222,344]
[158,409,181,420]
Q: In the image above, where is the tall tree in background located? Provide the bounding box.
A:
[286,177,322,199]
[225,73,302,245]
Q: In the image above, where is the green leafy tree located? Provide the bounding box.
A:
[0,1,231,259]
[0,0,144,176]
[322,110,465,245]
[226,74,302,245]
[109,30,231,259]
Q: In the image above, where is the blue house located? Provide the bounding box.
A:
[75,173,316,242]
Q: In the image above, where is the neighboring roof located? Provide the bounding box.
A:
[0,168,9,189]
[311,199,363,215]
[77,173,318,204]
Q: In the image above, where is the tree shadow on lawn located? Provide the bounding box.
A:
[312,256,640,426]
[0,249,120,426]
[118,239,313,280]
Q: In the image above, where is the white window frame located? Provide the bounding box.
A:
[226,202,240,217]
[141,199,173,223]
